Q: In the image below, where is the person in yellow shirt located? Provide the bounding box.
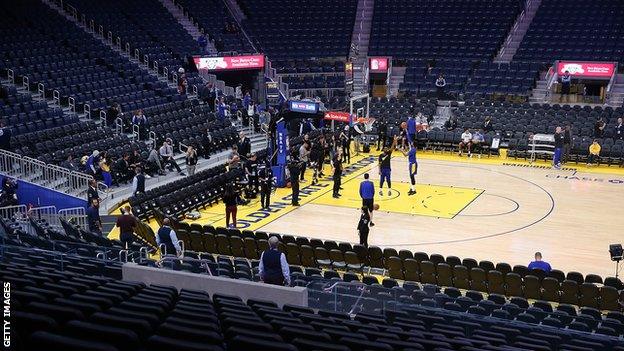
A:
[587,140,601,166]
[99,152,112,189]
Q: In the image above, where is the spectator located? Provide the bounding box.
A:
[228,145,241,169]
[61,154,78,172]
[615,117,624,140]
[147,145,165,175]
[458,128,472,157]
[444,116,457,131]
[482,116,493,133]
[258,160,273,210]
[87,179,100,205]
[131,110,148,140]
[113,153,132,183]
[528,252,552,272]
[560,70,571,102]
[128,149,143,171]
[357,206,372,247]
[553,126,564,169]
[217,97,228,120]
[237,132,251,158]
[244,153,259,197]
[0,178,18,207]
[156,218,181,256]
[594,117,605,138]
[201,128,213,158]
[259,236,291,286]
[588,139,601,166]
[177,69,188,95]
[85,150,100,176]
[99,152,112,190]
[472,129,485,154]
[298,142,310,182]
[299,118,316,136]
[243,91,251,110]
[86,198,102,236]
[0,119,12,151]
[132,167,146,196]
[563,125,572,163]
[376,119,387,151]
[159,139,185,175]
[197,34,207,53]
[185,145,198,176]
[116,206,137,249]
[287,157,302,206]
[106,103,121,126]
[246,99,255,128]
[435,74,446,99]
[235,84,243,102]
[223,183,238,228]
[359,173,375,226]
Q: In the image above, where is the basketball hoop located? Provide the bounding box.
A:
[357,117,376,132]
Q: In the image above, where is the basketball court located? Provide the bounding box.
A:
[118,149,624,279]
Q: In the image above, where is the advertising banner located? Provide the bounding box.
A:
[324,111,351,123]
[556,61,616,78]
[193,55,265,71]
[369,57,389,72]
[289,100,319,114]
[276,120,288,165]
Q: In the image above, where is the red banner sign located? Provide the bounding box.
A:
[557,61,616,78]
[324,111,351,122]
[193,55,265,71]
[369,57,389,72]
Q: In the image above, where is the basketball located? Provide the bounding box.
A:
[373,203,380,211]
[286,181,291,188]
[401,121,407,129]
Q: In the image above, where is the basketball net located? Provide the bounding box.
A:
[356,117,376,132]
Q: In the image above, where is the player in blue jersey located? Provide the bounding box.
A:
[402,142,418,195]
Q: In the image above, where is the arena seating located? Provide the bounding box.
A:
[65,0,201,81]
[5,238,624,350]
[128,165,244,220]
[132,222,624,313]
[175,0,253,53]
[238,0,357,60]
[514,0,624,64]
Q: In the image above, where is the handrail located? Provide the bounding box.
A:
[178,141,189,154]
[22,76,30,91]
[58,207,87,229]
[53,89,61,105]
[68,96,76,112]
[131,124,140,140]
[115,116,124,134]
[99,110,107,126]
[606,63,619,95]
[84,103,91,118]
[37,82,45,98]
[496,0,533,60]
[7,69,14,84]
[219,0,258,53]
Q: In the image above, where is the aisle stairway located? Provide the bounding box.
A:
[494,0,542,63]
[350,0,374,95]
[158,0,218,54]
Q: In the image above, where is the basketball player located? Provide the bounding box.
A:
[378,135,398,196]
[401,143,418,195]
[406,115,417,146]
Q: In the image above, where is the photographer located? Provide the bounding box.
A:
[0,177,18,207]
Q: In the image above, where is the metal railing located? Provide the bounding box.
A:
[22,76,30,91]
[115,117,124,134]
[53,90,61,105]
[58,207,87,229]
[68,96,76,112]
[7,69,14,84]
[29,205,59,228]
[99,110,107,126]
[0,150,96,199]
[496,0,533,60]
[131,124,140,140]
[0,205,28,232]
[84,103,91,118]
[37,83,45,98]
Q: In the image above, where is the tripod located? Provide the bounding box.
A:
[616,259,622,279]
